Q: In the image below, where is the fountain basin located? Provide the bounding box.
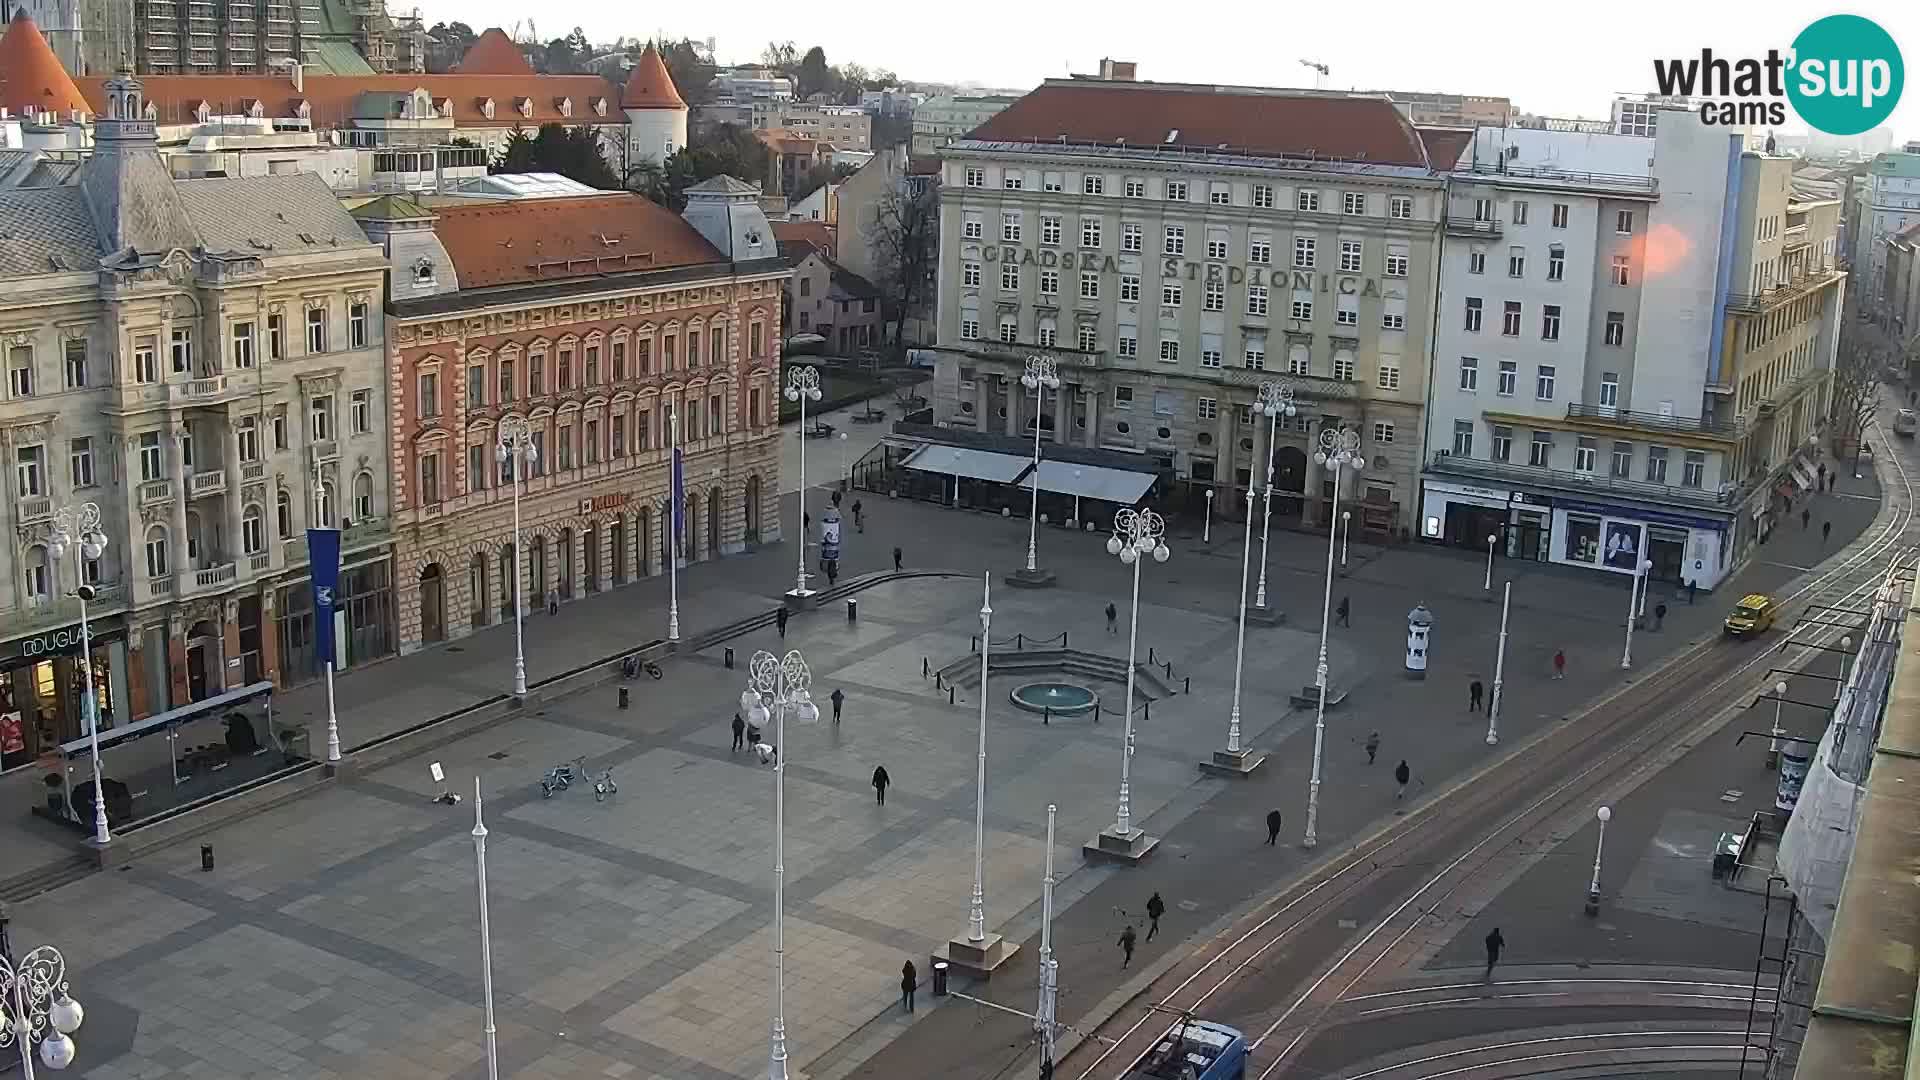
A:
[1009,681,1099,717]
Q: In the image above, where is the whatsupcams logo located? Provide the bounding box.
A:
[1651,14,1903,135]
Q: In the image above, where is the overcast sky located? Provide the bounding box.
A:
[423,0,1919,143]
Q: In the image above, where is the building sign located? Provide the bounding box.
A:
[5,624,90,663]
[974,246,1384,296]
[578,493,631,515]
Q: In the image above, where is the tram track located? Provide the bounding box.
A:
[1069,415,1916,1080]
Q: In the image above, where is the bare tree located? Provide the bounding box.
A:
[866,179,938,353]
[1830,322,1886,460]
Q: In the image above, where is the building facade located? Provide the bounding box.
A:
[0,65,393,771]
[926,75,1447,536]
[1376,89,1514,128]
[1849,150,1920,313]
[363,178,787,655]
[909,94,1018,158]
[787,249,882,352]
[1420,120,1844,589]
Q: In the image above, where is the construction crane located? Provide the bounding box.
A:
[1299,59,1330,90]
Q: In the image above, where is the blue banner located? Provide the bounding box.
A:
[308,527,341,667]
[671,447,685,558]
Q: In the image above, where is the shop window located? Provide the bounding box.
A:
[1564,515,1601,563]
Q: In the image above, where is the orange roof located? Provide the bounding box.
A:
[0,11,88,117]
[429,193,724,289]
[71,72,619,128]
[622,43,685,110]
[773,220,835,258]
[457,28,534,76]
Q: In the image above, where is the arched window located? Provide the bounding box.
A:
[242,504,265,555]
[277,489,292,538]
[145,525,170,577]
[352,471,374,521]
[22,544,49,601]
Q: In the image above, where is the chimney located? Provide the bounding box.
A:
[1098,58,1137,82]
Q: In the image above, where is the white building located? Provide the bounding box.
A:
[910,93,1019,158]
[1849,150,1920,311]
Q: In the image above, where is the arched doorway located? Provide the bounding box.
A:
[186,619,220,701]
[419,563,445,643]
[744,475,762,544]
[469,552,488,629]
[708,486,722,556]
[529,536,547,604]
[637,506,653,576]
[660,501,674,568]
[498,544,515,619]
[583,526,599,592]
[557,528,574,598]
[1274,445,1309,518]
[610,520,626,583]
[687,493,702,562]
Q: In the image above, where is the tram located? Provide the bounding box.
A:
[1121,1016,1249,1080]
[1894,408,1916,438]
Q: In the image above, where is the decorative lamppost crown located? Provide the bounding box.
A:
[48,503,108,564]
[1021,356,1060,391]
[0,944,85,1069]
[1255,382,1296,419]
[1106,508,1170,564]
[785,366,822,402]
[495,415,537,466]
[1315,425,1364,468]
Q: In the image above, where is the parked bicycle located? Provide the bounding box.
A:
[621,656,664,680]
[589,765,618,802]
[540,756,587,798]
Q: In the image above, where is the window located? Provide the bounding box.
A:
[1207,235,1228,261]
[1041,214,1062,245]
[276,489,292,537]
[1080,274,1100,299]
[1208,183,1230,206]
[243,504,265,554]
[65,436,94,489]
[1201,343,1222,368]
[267,314,284,360]
[1616,210,1635,234]
[1682,450,1705,488]
[1332,351,1355,381]
[1165,180,1188,201]
[1003,170,1023,190]
[1164,225,1185,256]
[1599,373,1619,408]
[529,351,546,394]
[310,395,333,441]
[610,341,625,382]
[584,419,600,463]
[963,213,983,240]
[1253,185,1275,209]
[134,337,158,383]
[1385,250,1408,277]
[1377,361,1400,391]
[1298,189,1319,212]
[1501,301,1522,336]
[1340,241,1363,273]
[1389,195,1413,219]
[1250,238,1272,264]
[305,307,326,353]
[1001,264,1020,291]
[1042,173,1063,193]
[1125,178,1147,198]
[964,167,984,188]
[1247,284,1268,316]
[999,317,1018,344]
[1464,297,1483,332]
[1482,422,1512,461]
[349,302,369,348]
[1535,365,1556,400]
[1244,339,1266,369]
[961,316,980,340]
[1038,322,1057,347]
[963,261,981,288]
[1114,386,1134,409]
[1083,174,1105,196]
[170,328,192,373]
[1158,339,1180,363]
[1611,256,1630,286]
[1002,212,1021,242]
[1288,345,1311,375]
[1541,305,1561,341]
[498,358,515,402]
[1551,203,1569,228]
[1382,303,1406,331]
[1162,282,1183,306]
[353,472,373,519]
[1117,332,1137,358]
[272,412,287,450]
[467,363,485,407]
[1120,275,1141,302]
[15,445,43,496]
[1459,356,1479,391]
[612,416,626,458]
[1198,397,1218,419]
[1122,223,1143,252]
[1291,298,1313,321]
[1468,248,1486,275]
[1547,248,1564,281]
[1508,246,1525,277]
[1294,237,1316,268]
[1343,192,1365,215]
[1204,280,1225,311]
[1512,200,1529,225]
[1611,441,1632,478]
[1337,294,1358,326]
[1528,430,1552,467]
[1452,420,1474,456]
[1605,311,1625,347]
[1646,445,1669,483]
[750,322,766,360]
[144,525,169,578]
[1040,270,1059,296]
[1078,325,1098,352]
[7,348,31,398]
[1575,436,1597,473]
[237,417,258,463]
[225,322,254,371]
[1373,421,1395,443]
[1474,198,1495,222]
[1497,360,1517,396]
[1081,218,1102,248]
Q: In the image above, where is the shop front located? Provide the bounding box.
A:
[1418,481,1551,562]
[0,615,133,775]
[1548,498,1730,588]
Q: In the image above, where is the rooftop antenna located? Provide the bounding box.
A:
[1299,59,1330,91]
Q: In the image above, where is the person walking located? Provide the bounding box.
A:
[1654,602,1668,631]
[1484,927,1505,980]
[901,960,917,1013]
[547,588,560,617]
[1801,507,1811,530]
[776,606,790,639]
[1145,892,1166,942]
[853,499,865,533]
[731,712,746,753]
[1365,731,1380,765]
[1118,924,1137,968]
[872,765,891,805]
[1265,809,1283,845]
[1687,578,1697,605]
[1336,596,1351,628]
[826,561,839,586]
[893,546,903,571]
[1553,649,1567,680]
[1106,602,1119,635]
[1817,463,1827,488]
[1469,679,1484,713]
[1394,759,1411,802]
[1823,520,1833,545]
[831,687,846,724]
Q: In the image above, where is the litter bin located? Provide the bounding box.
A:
[618,686,630,710]
[1712,831,1742,879]
[725,647,735,669]
[930,960,949,997]
[847,598,859,622]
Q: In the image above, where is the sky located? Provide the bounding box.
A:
[418,0,1920,144]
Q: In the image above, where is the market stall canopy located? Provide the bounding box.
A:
[900,444,1034,484]
[1030,459,1157,504]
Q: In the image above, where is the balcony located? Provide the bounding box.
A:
[17,495,52,524]
[188,469,226,498]
[1456,161,1659,197]
[962,340,1106,370]
[309,440,339,466]
[1726,268,1843,313]
[169,374,237,404]
[249,553,271,573]
[1445,217,1502,238]
[242,462,266,483]
[139,479,173,507]
[193,562,238,589]
[1428,452,1737,511]
[1222,367,1360,399]
[8,583,130,636]
[1563,403,1741,439]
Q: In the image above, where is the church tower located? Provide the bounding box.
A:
[621,43,688,169]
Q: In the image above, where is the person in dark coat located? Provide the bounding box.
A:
[1365,731,1380,764]
[1823,520,1833,544]
[1687,578,1697,605]
[1484,927,1505,980]
[1801,507,1811,530]
[893,546,903,571]
[1394,760,1411,801]
[872,765,891,805]
[1265,809,1283,845]
[901,960,918,1012]
[731,712,746,753]
[1106,602,1118,634]
[1469,680,1484,712]
[1336,596,1351,627]
[1118,924,1137,968]
[1145,891,1166,941]
[776,606,789,639]
[831,688,845,723]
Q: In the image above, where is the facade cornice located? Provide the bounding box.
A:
[944,141,1443,187]
[388,260,791,323]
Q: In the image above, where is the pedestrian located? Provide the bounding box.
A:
[826,561,839,586]
[1654,602,1667,631]
[1553,649,1566,679]
[1394,759,1410,802]
[731,712,746,753]
[805,512,812,533]
[547,588,559,617]
[776,606,789,639]
[1818,463,1827,487]
[746,719,762,747]
[1687,578,1697,605]
[1802,507,1811,530]
[1336,596,1351,628]
[853,499,865,533]
[1484,927,1505,980]
[1823,520,1832,544]
[1365,731,1380,765]
[1469,679,1484,713]
[1265,808,1283,845]
[1106,602,1118,634]
[1118,924,1137,968]
[1145,892,1165,941]
[872,765,891,805]
[893,546,903,571]
[831,687,845,723]
[901,960,917,1013]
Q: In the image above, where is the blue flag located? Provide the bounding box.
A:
[671,446,685,558]
[308,527,342,667]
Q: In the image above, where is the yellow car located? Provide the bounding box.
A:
[1724,593,1778,637]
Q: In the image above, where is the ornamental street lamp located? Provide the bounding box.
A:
[1619,558,1653,670]
[1252,383,1296,612]
[1487,581,1511,746]
[785,367,823,598]
[1034,803,1060,1077]
[1768,680,1789,770]
[1584,805,1612,916]
[743,649,820,1080]
[0,933,86,1076]
[48,503,109,846]
[1304,426,1363,849]
[496,417,537,698]
[1483,533,1498,593]
[1019,357,1060,583]
[470,778,499,1080]
[1094,509,1169,861]
[1204,485,1266,777]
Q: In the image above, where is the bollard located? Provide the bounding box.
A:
[848,598,858,622]
[1017,634,1024,650]
[1184,676,1190,694]
[1149,646,1157,665]
[1165,660,1173,678]
[971,635,978,653]
[1063,631,1068,649]
[935,673,943,691]
[1043,706,1051,726]
[725,647,735,669]
[923,657,930,679]
[931,960,950,997]
[1144,701,1151,722]
[201,844,214,872]
[1094,702,1101,725]
[619,686,630,710]
[948,685,956,705]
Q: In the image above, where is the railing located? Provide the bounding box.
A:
[139,479,173,506]
[1223,367,1359,399]
[189,469,226,497]
[242,462,265,483]
[1428,452,1737,509]
[142,577,176,600]
[966,340,1105,369]
[194,563,237,588]
[249,553,271,573]
[17,495,52,524]
[1459,161,1659,193]
[1726,268,1843,313]
[344,516,391,548]
[166,374,232,404]
[1445,217,1501,237]
[309,440,338,465]
[1564,402,1741,437]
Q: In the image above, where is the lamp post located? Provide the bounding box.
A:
[1583,805,1612,916]
[1205,486,1265,776]
[1487,581,1511,746]
[1203,489,1214,543]
[1097,508,1169,859]
[743,649,819,1080]
[1304,426,1363,849]
[1020,357,1060,582]
[1340,510,1351,570]
[1252,383,1297,612]
[496,417,537,698]
[1768,680,1789,770]
[0,936,86,1076]
[1034,803,1059,1077]
[470,778,499,1080]
[1483,533,1498,593]
[968,574,991,943]
[47,503,109,846]
[667,405,681,642]
[786,366,823,598]
[1619,557,1653,670]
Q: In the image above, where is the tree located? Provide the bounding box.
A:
[635,124,770,211]
[541,36,581,74]
[797,46,830,100]
[492,123,620,189]
[1830,321,1887,462]
[656,38,716,106]
[762,41,797,70]
[866,179,938,351]
[423,20,476,73]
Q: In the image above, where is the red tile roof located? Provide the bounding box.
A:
[968,80,1431,168]
[71,72,618,128]
[0,12,89,117]
[457,28,534,76]
[429,193,725,289]
[1417,127,1474,171]
[773,220,835,258]
[622,43,685,110]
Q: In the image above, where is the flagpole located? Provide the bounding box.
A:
[668,405,681,642]
[314,454,341,762]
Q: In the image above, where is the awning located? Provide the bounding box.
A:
[900,444,1033,483]
[1031,459,1157,504]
